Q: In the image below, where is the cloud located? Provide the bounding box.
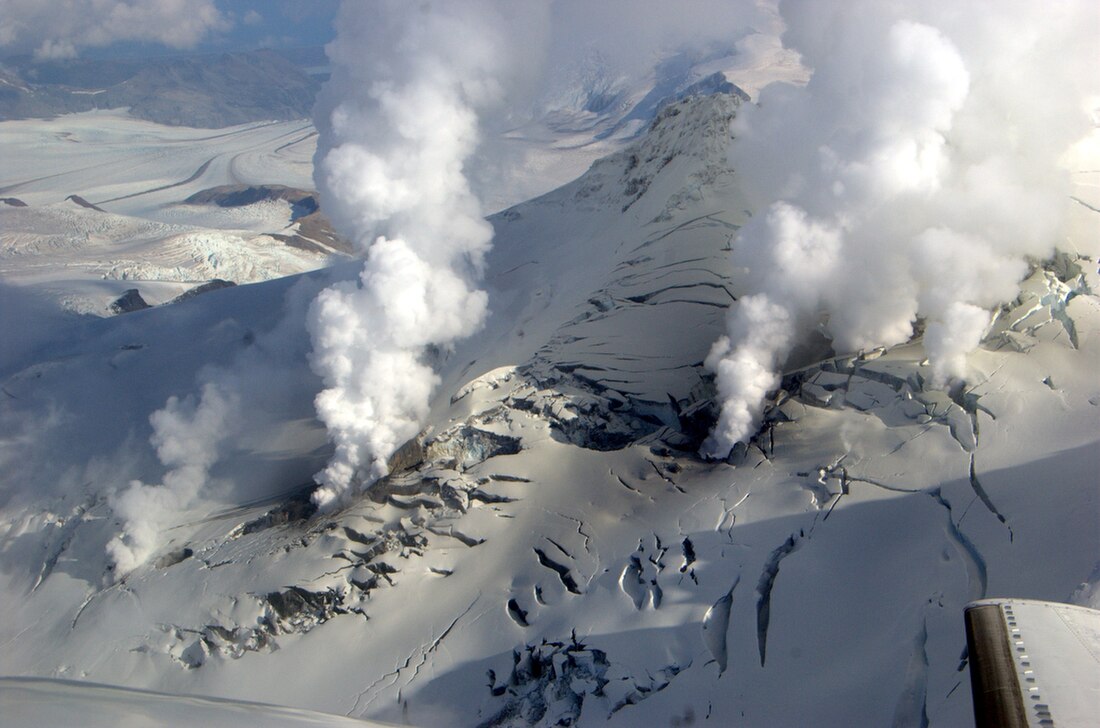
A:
[542,0,765,78]
[0,0,229,60]
[702,0,1099,458]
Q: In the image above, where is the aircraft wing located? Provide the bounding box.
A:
[965,598,1100,728]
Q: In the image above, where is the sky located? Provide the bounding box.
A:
[200,0,339,53]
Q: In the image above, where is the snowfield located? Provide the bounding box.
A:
[0,677,397,728]
[0,92,1097,726]
[0,111,337,314]
[0,111,316,215]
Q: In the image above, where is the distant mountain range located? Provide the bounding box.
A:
[0,49,321,128]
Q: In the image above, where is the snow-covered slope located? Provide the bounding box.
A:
[0,52,766,317]
[0,93,1097,727]
[0,39,804,317]
[0,677,396,728]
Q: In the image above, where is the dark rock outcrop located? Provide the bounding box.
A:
[185,184,352,254]
[167,279,236,306]
[65,195,105,212]
[107,289,150,315]
[184,184,316,217]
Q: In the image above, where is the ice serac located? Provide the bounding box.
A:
[0,190,337,315]
[479,638,610,727]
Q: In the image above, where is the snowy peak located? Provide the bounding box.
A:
[435,92,752,462]
[567,92,744,219]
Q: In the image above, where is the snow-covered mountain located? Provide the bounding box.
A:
[1,90,1097,726]
[0,50,320,128]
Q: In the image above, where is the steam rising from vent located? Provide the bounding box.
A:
[702,0,1099,458]
[307,1,514,508]
[107,382,239,577]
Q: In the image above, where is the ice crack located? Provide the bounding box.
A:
[702,576,739,674]
[756,532,803,666]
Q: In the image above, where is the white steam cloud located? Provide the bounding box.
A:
[0,0,228,60]
[107,382,239,577]
[307,1,517,508]
[703,0,1099,458]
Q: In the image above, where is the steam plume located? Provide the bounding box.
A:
[102,277,324,577]
[307,1,518,508]
[107,382,239,576]
[703,0,1099,458]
